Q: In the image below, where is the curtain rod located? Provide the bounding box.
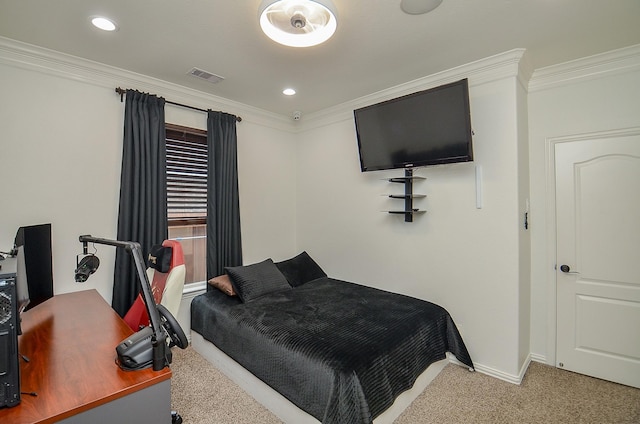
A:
[115,87,242,122]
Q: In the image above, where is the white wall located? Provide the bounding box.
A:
[0,39,297,305]
[295,51,531,380]
[0,65,122,302]
[528,45,640,364]
[236,122,297,264]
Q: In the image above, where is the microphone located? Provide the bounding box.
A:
[75,254,100,282]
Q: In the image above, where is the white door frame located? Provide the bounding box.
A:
[544,126,640,368]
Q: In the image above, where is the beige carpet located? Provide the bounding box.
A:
[170,346,640,423]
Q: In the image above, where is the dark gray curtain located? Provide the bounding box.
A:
[113,90,168,317]
[206,111,242,283]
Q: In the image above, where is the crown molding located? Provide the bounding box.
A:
[12,34,634,134]
[529,43,640,92]
[0,36,533,134]
[299,49,528,132]
[0,36,294,132]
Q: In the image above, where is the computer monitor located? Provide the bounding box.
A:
[13,223,53,311]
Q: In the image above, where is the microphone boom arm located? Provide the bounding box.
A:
[78,235,167,370]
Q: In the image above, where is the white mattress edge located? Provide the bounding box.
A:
[190,331,450,424]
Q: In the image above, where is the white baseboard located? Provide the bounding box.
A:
[472,354,532,385]
[530,352,547,364]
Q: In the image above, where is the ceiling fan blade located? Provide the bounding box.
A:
[264,9,306,35]
[305,5,331,25]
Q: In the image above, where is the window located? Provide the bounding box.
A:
[166,123,207,284]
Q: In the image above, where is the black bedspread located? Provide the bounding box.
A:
[191,278,473,424]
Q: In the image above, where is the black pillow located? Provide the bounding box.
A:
[147,245,172,273]
[275,251,327,287]
[225,259,291,302]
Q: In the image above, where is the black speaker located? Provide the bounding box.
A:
[0,265,21,408]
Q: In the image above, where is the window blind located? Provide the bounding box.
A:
[166,126,208,225]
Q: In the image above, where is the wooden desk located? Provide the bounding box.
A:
[0,290,172,424]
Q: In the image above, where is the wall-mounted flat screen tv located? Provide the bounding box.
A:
[354,78,473,172]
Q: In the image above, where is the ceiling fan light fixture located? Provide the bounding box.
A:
[259,0,337,48]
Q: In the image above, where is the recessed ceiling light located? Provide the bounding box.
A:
[91,16,118,31]
[283,88,296,96]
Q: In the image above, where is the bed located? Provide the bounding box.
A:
[190,252,474,424]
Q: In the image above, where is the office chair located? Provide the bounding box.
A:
[123,240,186,331]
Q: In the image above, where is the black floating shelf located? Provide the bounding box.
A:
[385,169,426,222]
[387,210,426,215]
[388,194,427,199]
[388,176,426,183]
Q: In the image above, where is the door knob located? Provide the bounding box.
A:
[559,264,579,274]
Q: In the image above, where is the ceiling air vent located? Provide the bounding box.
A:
[188,67,224,84]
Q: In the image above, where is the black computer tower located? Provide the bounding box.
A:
[0,261,21,408]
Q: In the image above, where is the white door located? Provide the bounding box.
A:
[555,131,640,388]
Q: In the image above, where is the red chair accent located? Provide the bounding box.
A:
[123,240,185,331]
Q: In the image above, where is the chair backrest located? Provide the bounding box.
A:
[123,240,186,331]
[156,240,186,317]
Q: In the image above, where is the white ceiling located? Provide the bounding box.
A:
[1,0,639,118]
